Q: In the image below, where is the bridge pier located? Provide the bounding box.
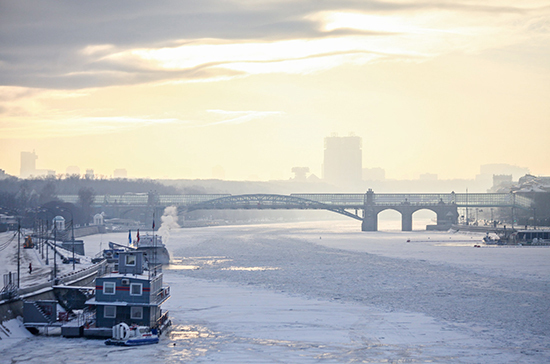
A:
[401,212,413,231]
[361,207,377,231]
[436,208,458,227]
[361,189,377,231]
[360,191,460,232]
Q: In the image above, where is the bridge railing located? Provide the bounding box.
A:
[58,194,150,205]
[373,194,452,205]
[515,194,534,208]
[291,194,364,206]
[58,194,231,206]
[293,193,453,206]
[454,193,514,207]
[158,194,230,205]
[58,192,533,209]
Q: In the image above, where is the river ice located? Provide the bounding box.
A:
[1,220,549,363]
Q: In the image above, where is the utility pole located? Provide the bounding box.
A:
[41,219,44,259]
[17,220,21,288]
[465,188,469,225]
[45,228,49,265]
[53,224,57,281]
[71,215,75,270]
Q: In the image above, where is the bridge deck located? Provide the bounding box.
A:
[59,192,532,209]
[292,193,531,208]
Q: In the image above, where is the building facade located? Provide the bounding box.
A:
[323,134,362,188]
[88,251,170,329]
[20,151,38,178]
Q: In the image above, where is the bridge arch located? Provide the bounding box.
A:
[377,208,403,231]
[370,206,440,231]
[412,208,438,230]
[185,194,363,221]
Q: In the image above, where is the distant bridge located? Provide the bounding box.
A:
[58,191,532,231]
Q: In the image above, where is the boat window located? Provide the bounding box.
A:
[126,254,136,266]
[103,281,116,295]
[130,283,143,296]
[131,306,143,319]
[104,305,116,318]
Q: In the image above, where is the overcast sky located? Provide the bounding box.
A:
[1,0,549,181]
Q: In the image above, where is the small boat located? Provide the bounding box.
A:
[105,323,159,346]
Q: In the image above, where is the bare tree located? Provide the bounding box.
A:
[77,187,95,225]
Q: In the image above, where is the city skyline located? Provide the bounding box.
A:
[8,147,532,185]
[1,1,549,181]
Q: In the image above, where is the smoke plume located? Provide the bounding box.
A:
[158,206,180,243]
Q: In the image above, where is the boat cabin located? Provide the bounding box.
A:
[87,251,170,329]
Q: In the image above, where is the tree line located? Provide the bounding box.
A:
[0,175,181,227]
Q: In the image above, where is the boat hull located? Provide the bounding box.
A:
[105,337,159,346]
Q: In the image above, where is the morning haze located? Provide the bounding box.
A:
[1,1,549,182]
[2,3,550,362]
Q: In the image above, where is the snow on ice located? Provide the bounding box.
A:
[1,220,549,363]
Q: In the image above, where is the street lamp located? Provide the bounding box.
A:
[53,222,57,281]
[64,209,76,270]
[45,219,49,265]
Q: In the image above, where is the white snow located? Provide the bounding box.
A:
[1,220,549,363]
[0,230,94,289]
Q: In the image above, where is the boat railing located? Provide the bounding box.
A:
[154,310,170,329]
[155,285,170,304]
[76,308,95,327]
[148,264,163,276]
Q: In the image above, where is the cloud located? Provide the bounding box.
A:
[0,1,548,89]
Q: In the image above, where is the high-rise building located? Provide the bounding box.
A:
[20,150,38,178]
[323,134,362,188]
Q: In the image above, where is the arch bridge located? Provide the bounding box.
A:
[59,190,533,231]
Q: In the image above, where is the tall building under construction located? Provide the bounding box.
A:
[20,150,38,178]
[323,134,362,188]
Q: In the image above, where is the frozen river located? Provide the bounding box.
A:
[1,220,549,363]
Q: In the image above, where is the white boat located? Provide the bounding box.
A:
[133,234,170,265]
[105,323,159,346]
